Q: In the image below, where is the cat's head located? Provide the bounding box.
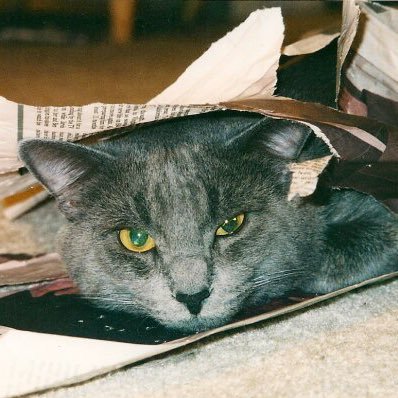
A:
[19,111,329,332]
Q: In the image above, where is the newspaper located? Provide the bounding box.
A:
[288,155,333,201]
[338,1,398,126]
[151,7,284,104]
[282,24,340,57]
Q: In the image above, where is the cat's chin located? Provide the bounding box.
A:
[149,300,243,333]
[161,314,233,334]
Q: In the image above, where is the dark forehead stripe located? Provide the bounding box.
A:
[133,192,152,225]
[207,186,220,222]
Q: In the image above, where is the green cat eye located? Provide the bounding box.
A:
[119,229,156,253]
[216,214,245,236]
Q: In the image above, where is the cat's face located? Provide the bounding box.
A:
[19,111,324,332]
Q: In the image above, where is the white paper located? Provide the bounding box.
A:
[150,8,284,104]
[339,1,398,101]
[0,328,180,398]
[336,0,360,97]
[283,27,340,57]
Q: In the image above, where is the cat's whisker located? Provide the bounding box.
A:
[251,271,307,289]
[253,271,305,282]
[252,276,292,285]
[82,295,126,300]
[252,268,307,281]
[82,296,133,305]
[252,269,307,283]
[88,300,132,306]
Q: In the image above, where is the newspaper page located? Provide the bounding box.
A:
[150,8,284,104]
[338,1,398,126]
[288,155,333,200]
[282,24,340,57]
[336,0,360,102]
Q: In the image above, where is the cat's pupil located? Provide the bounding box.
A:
[222,217,239,233]
[130,230,148,247]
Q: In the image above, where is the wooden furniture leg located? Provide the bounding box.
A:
[109,0,137,44]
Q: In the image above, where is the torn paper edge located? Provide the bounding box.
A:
[282,26,340,57]
[149,8,284,105]
[288,155,333,201]
[336,0,360,100]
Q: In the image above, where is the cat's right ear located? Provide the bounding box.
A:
[18,139,113,220]
[227,116,330,161]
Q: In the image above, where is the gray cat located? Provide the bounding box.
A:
[18,110,398,332]
[18,43,398,333]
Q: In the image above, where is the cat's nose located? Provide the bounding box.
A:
[175,289,210,315]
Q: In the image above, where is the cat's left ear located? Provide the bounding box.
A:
[18,139,113,219]
[228,116,330,161]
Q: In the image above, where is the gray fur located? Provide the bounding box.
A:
[18,111,398,332]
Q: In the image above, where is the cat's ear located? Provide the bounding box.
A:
[228,116,330,160]
[18,139,113,219]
